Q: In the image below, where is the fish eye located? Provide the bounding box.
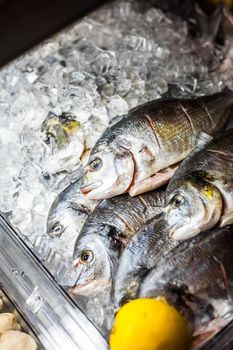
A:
[80,250,94,264]
[45,131,54,143]
[89,158,103,171]
[171,194,185,208]
[51,224,64,237]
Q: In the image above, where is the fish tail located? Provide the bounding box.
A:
[202,88,233,132]
[222,86,233,97]
[194,3,223,44]
[218,87,233,109]
[205,88,233,117]
[219,88,233,111]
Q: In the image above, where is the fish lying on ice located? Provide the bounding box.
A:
[139,225,233,346]
[46,177,97,252]
[42,112,82,150]
[41,112,85,175]
[70,189,165,295]
[81,89,233,199]
[113,214,178,310]
[165,128,233,240]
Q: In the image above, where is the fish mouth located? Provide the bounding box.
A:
[169,221,198,240]
[68,280,96,295]
[69,279,111,295]
[170,229,185,240]
[168,223,183,239]
[80,181,102,194]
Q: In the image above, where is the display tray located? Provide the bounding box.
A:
[0,284,43,349]
[0,215,107,350]
[0,0,233,348]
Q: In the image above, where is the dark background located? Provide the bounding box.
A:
[0,0,221,67]
[0,0,108,67]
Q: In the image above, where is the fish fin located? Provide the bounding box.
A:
[109,114,127,127]
[69,202,92,215]
[196,131,213,146]
[161,84,190,99]
[80,149,91,165]
[223,6,233,33]
[219,212,233,227]
[193,328,221,348]
[128,164,179,196]
[194,3,223,43]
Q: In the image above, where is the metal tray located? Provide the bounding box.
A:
[0,215,108,350]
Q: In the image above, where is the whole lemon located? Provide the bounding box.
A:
[110,298,192,350]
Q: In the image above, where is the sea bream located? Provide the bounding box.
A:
[114,214,178,310]
[70,189,165,295]
[80,89,233,199]
[139,225,233,346]
[46,177,98,252]
[165,128,233,240]
[41,112,85,175]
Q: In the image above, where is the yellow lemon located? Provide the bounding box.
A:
[110,298,192,350]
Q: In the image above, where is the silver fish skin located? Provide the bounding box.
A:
[46,178,97,251]
[81,89,233,199]
[71,189,165,295]
[165,128,233,240]
[113,214,178,310]
[139,225,233,345]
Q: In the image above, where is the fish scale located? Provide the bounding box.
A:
[70,189,165,295]
[167,129,233,195]
[113,215,179,309]
[139,225,233,307]
[82,89,233,200]
[138,226,233,345]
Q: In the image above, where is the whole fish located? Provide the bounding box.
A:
[80,89,233,200]
[139,225,233,346]
[113,214,178,310]
[70,189,165,295]
[46,178,97,252]
[165,128,233,240]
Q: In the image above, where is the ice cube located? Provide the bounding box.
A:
[107,94,129,119]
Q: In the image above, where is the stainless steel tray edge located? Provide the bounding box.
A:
[0,214,109,350]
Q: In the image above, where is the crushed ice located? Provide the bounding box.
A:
[0,0,233,335]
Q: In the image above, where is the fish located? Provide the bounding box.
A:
[80,89,233,200]
[41,112,85,175]
[41,112,82,150]
[139,225,233,347]
[46,177,98,252]
[70,188,165,295]
[165,128,233,240]
[113,214,178,310]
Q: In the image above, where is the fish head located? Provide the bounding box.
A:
[42,112,80,149]
[71,225,124,295]
[113,214,175,312]
[165,175,222,240]
[46,196,91,247]
[80,144,134,199]
[47,207,82,247]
